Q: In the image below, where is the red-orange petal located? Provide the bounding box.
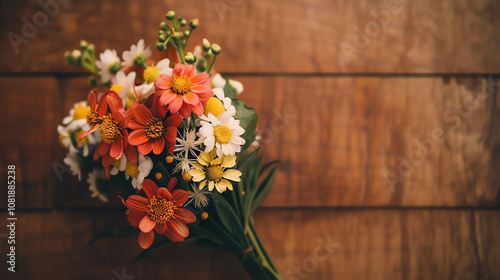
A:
[164,224,185,242]
[171,189,188,206]
[110,139,123,159]
[129,129,149,146]
[168,95,184,114]
[174,208,196,224]
[155,222,166,235]
[127,211,145,228]
[138,141,154,155]
[139,215,156,233]
[124,144,138,165]
[181,64,195,78]
[183,92,200,105]
[125,195,149,212]
[190,84,211,94]
[166,177,177,192]
[154,74,172,90]
[141,179,158,199]
[138,231,154,249]
[164,113,183,127]
[190,72,209,84]
[152,137,165,155]
[168,218,189,238]
[133,104,153,125]
[157,187,172,200]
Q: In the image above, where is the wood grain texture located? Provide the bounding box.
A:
[0,209,497,280]
[0,77,57,209]
[53,76,500,208]
[1,0,499,74]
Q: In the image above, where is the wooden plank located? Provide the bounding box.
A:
[0,77,57,209]
[0,209,497,279]
[54,76,499,208]
[1,0,499,74]
[475,211,500,279]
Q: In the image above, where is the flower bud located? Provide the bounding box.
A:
[158,34,166,42]
[189,19,199,29]
[155,172,163,180]
[185,52,196,64]
[165,10,176,20]
[72,50,81,59]
[165,155,174,163]
[160,21,169,31]
[211,44,221,55]
[182,172,192,181]
[80,40,88,50]
[156,41,166,51]
[184,30,190,37]
[179,17,187,26]
[201,212,208,220]
[64,51,73,64]
[202,38,211,51]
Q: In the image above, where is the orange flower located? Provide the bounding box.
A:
[121,178,196,249]
[127,102,182,155]
[154,64,213,118]
[81,90,137,177]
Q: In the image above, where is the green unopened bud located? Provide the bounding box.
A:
[211,44,221,55]
[185,52,196,64]
[80,40,88,50]
[89,75,98,87]
[109,62,121,74]
[160,22,169,31]
[184,30,190,37]
[179,17,187,26]
[202,38,211,51]
[72,50,81,59]
[133,55,146,67]
[189,19,199,29]
[64,51,74,64]
[88,43,95,52]
[159,34,166,42]
[156,41,166,51]
[205,48,213,57]
[166,11,176,20]
[173,31,182,39]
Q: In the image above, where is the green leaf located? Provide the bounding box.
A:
[241,158,261,227]
[237,147,261,172]
[211,192,246,242]
[251,165,278,213]
[223,78,237,99]
[232,99,257,151]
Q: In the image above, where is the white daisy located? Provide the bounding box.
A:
[198,111,246,158]
[137,58,173,99]
[63,146,82,181]
[172,128,202,174]
[187,183,211,209]
[110,70,136,105]
[213,88,236,116]
[87,168,109,202]
[211,73,244,94]
[63,101,91,132]
[95,49,121,83]
[125,154,153,190]
[57,125,71,148]
[122,39,151,69]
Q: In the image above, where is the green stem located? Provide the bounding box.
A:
[245,221,282,279]
[207,54,218,73]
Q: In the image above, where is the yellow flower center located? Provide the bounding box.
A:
[204,97,226,117]
[170,75,192,95]
[126,91,137,108]
[143,66,160,84]
[145,117,164,139]
[100,115,122,144]
[109,84,123,94]
[74,105,90,120]
[213,125,232,144]
[147,195,176,223]
[74,130,88,144]
[87,111,100,127]
[125,161,139,178]
[206,165,223,181]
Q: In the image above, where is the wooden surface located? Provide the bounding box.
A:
[1,0,500,73]
[0,0,499,279]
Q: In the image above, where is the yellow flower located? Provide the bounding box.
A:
[189,150,242,193]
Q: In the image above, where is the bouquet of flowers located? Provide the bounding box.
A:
[57,10,282,280]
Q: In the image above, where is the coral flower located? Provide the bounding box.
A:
[81,90,137,177]
[121,178,196,249]
[128,102,183,155]
[154,64,213,118]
